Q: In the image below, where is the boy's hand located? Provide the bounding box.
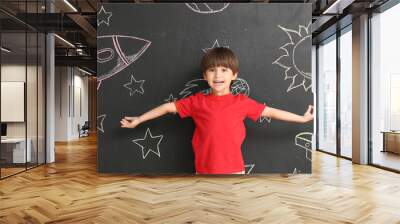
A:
[120,116,141,128]
[303,105,314,123]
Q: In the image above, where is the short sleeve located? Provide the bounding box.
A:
[244,96,266,121]
[174,94,196,118]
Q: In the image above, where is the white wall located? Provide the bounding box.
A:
[55,67,89,141]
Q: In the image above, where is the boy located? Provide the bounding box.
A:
[121,47,314,174]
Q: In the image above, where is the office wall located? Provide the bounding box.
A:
[1,64,42,139]
[55,67,89,141]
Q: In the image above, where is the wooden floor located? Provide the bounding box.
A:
[1,135,400,223]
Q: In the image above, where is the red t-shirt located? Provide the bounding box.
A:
[175,92,266,174]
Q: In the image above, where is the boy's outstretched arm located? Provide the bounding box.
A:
[120,102,177,128]
[261,105,314,123]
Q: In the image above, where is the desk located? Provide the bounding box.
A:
[381,131,400,154]
[1,138,31,163]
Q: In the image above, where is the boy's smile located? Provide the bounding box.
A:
[204,66,238,96]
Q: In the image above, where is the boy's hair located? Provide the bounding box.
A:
[201,47,239,74]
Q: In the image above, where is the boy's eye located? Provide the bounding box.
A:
[222,68,227,72]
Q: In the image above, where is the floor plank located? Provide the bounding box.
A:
[0,135,399,223]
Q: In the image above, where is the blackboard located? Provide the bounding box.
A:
[97,3,313,174]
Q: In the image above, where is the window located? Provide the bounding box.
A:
[317,35,337,154]
[339,26,352,158]
[370,2,400,171]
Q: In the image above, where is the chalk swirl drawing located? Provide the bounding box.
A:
[97,35,151,89]
[295,132,313,161]
[132,128,164,159]
[97,114,106,133]
[124,75,145,96]
[186,3,230,14]
[202,39,229,53]
[97,5,112,26]
[272,22,312,92]
[245,164,255,174]
[179,78,250,99]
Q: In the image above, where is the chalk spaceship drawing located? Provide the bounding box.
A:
[97,35,151,89]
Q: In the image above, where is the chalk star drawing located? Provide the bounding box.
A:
[292,168,301,175]
[132,128,163,159]
[258,103,271,124]
[202,39,229,53]
[179,78,250,99]
[164,94,177,103]
[245,164,255,174]
[124,75,145,96]
[97,35,151,90]
[272,22,312,92]
[97,114,106,133]
[295,132,313,161]
[186,3,230,14]
[97,5,112,26]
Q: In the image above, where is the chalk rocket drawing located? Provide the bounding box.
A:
[97,114,106,133]
[132,128,163,159]
[179,78,250,99]
[124,75,145,96]
[186,3,230,14]
[97,5,112,26]
[202,39,229,53]
[295,132,313,161]
[164,94,177,103]
[97,35,151,89]
[245,164,255,174]
[272,22,312,92]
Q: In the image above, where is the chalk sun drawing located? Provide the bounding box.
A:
[97,35,151,89]
[272,22,312,92]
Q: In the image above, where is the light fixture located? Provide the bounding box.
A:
[54,34,75,48]
[63,0,78,12]
[77,67,93,76]
[1,47,11,53]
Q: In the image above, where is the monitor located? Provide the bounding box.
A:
[1,123,7,137]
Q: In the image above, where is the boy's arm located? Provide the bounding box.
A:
[121,102,177,128]
[261,105,314,123]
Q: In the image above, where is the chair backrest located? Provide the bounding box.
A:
[82,121,90,129]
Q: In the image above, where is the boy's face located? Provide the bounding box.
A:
[203,66,238,95]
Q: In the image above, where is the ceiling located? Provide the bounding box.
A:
[0,0,392,75]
